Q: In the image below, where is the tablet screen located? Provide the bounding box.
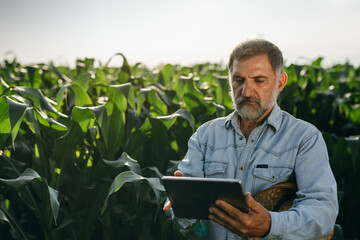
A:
[162,176,248,219]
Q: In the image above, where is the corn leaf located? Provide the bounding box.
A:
[32,108,68,138]
[153,108,195,131]
[72,106,96,133]
[101,170,164,215]
[0,209,9,223]
[0,168,59,224]
[74,72,92,90]
[148,90,168,116]
[0,151,26,176]
[158,64,174,87]
[0,96,11,147]
[102,152,141,175]
[111,83,135,111]
[14,86,65,117]
[0,96,28,148]
[70,82,93,106]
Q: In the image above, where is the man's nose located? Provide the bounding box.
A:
[241,80,254,97]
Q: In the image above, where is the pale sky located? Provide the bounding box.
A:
[1,0,360,68]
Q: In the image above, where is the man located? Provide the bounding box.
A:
[164,39,338,239]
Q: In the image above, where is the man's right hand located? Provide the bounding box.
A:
[163,170,184,211]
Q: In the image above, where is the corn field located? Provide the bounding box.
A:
[0,54,359,239]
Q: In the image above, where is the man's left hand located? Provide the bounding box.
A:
[209,192,271,237]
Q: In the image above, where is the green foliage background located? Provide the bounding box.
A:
[0,54,359,239]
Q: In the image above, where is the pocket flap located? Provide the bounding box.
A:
[254,166,293,182]
[204,162,227,176]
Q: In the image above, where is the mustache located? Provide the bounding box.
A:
[235,96,261,105]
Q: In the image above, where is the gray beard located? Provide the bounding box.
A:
[235,97,268,121]
[233,87,279,121]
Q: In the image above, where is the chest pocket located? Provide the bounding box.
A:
[204,161,227,178]
[254,165,293,182]
[252,147,295,191]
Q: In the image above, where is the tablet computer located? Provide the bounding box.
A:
[162,176,248,219]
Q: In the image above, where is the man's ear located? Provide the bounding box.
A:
[278,72,287,92]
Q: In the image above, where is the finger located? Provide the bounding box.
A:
[209,205,242,230]
[174,170,184,177]
[208,208,236,230]
[209,209,245,236]
[209,213,240,235]
[215,200,246,220]
[163,201,172,211]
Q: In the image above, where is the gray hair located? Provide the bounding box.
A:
[228,39,284,77]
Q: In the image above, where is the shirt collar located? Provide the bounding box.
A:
[225,111,236,130]
[224,103,282,132]
[265,103,281,133]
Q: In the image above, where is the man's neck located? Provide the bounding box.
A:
[238,106,274,140]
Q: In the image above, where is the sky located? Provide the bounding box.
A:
[1,0,360,68]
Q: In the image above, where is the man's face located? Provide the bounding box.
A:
[230,54,283,121]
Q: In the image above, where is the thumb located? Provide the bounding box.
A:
[174,170,184,177]
[245,192,261,212]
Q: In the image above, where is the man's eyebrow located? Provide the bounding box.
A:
[253,75,268,79]
[232,74,244,78]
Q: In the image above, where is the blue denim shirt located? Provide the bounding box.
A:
[172,104,338,239]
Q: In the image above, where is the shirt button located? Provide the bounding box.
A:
[239,136,243,140]
[240,166,245,171]
[251,139,254,143]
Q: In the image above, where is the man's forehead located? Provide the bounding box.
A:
[233,54,270,65]
[230,55,274,75]
[231,63,271,74]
